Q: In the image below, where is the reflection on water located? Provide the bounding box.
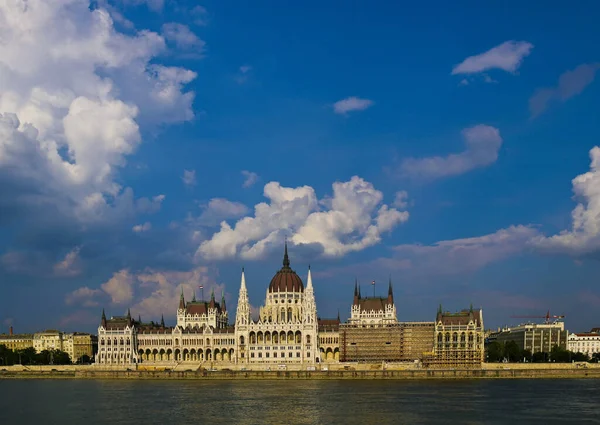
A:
[1,379,599,424]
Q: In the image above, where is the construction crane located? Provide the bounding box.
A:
[510,310,565,324]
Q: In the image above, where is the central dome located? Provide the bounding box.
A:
[268,243,304,293]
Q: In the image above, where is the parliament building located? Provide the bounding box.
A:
[96,244,484,369]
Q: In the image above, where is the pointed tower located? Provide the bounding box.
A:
[127,308,132,327]
[178,287,185,310]
[209,289,216,309]
[192,291,196,302]
[303,265,317,325]
[160,314,165,327]
[101,308,107,328]
[138,315,141,324]
[221,291,227,312]
[353,279,359,306]
[387,277,394,305]
[235,268,251,326]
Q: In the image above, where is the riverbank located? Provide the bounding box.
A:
[2,364,600,380]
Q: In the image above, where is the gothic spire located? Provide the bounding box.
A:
[387,276,394,304]
[221,290,226,311]
[306,265,313,291]
[101,308,107,327]
[353,278,359,306]
[160,314,165,327]
[282,239,290,268]
[178,287,185,310]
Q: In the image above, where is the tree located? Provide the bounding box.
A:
[505,341,521,362]
[486,341,504,362]
[532,352,547,363]
[79,354,91,364]
[521,349,532,363]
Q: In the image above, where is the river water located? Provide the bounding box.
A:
[0,379,599,424]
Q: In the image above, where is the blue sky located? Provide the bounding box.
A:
[1,0,600,333]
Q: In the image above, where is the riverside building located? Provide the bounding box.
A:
[567,330,600,358]
[96,244,484,369]
[494,321,568,354]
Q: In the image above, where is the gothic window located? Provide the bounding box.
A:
[306,335,311,344]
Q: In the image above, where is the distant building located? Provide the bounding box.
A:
[71,333,98,362]
[348,280,397,326]
[567,331,600,358]
[0,327,33,351]
[494,321,567,354]
[97,311,138,365]
[429,306,485,368]
[33,330,63,352]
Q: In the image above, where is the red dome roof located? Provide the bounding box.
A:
[268,243,304,293]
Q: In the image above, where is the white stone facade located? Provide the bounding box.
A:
[568,332,600,357]
[96,246,320,368]
[234,258,319,366]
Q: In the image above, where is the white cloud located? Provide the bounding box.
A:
[0,0,196,226]
[333,97,374,115]
[452,40,533,75]
[162,23,205,51]
[101,269,135,304]
[67,266,223,319]
[241,170,259,188]
[193,198,250,226]
[133,267,222,318]
[393,191,409,209]
[532,146,600,255]
[529,63,600,117]
[400,125,502,180]
[196,176,408,260]
[191,5,209,26]
[65,287,102,307]
[132,222,152,233]
[182,169,197,186]
[54,246,82,277]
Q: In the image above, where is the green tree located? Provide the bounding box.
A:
[521,349,532,363]
[532,351,547,363]
[505,341,521,362]
[486,341,504,362]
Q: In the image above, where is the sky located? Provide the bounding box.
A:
[1,0,600,334]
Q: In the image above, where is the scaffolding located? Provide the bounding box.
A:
[339,322,435,362]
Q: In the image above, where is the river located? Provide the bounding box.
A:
[0,379,599,424]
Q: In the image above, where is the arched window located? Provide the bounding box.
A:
[239,336,245,345]
[287,308,293,322]
[306,335,311,344]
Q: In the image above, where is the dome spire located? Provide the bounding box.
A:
[283,238,290,268]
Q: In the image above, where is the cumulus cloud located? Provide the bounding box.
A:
[333,97,374,115]
[529,63,600,117]
[452,40,534,75]
[192,198,250,227]
[532,146,600,255]
[54,246,82,277]
[196,176,409,260]
[65,287,102,307]
[241,170,259,188]
[393,191,409,209]
[67,266,223,320]
[0,0,196,227]
[132,222,152,233]
[182,169,197,186]
[162,23,205,51]
[400,125,502,180]
[101,269,135,304]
